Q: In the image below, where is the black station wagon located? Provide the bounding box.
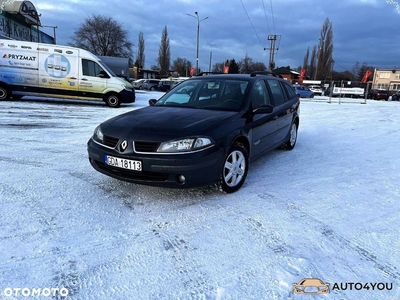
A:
[87,72,300,193]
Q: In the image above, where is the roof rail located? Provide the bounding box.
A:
[250,71,283,79]
[195,72,223,76]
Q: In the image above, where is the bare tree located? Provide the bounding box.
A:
[239,54,267,73]
[135,32,145,69]
[309,45,317,79]
[302,47,310,74]
[316,18,334,80]
[240,53,252,74]
[212,62,224,73]
[251,62,267,72]
[158,26,171,77]
[69,14,132,58]
[171,57,192,76]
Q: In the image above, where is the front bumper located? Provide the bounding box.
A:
[119,89,135,103]
[87,138,224,188]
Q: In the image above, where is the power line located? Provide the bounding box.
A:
[240,0,265,48]
[261,0,272,34]
[269,0,276,34]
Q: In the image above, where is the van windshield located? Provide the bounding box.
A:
[98,60,117,77]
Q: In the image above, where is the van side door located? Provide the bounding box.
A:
[79,58,108,99]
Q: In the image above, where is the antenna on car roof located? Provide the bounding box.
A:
[250,71,283,78]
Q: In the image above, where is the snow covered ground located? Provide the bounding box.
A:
[0,92,399,299]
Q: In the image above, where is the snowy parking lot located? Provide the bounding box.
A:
[0,92,399,299]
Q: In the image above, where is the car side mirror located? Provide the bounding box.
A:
[253,104,274,114]
[148,99,158,106]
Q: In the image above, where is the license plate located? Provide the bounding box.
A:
[104,155,142,171]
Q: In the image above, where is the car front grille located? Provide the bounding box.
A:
[100,136,160,152]
[134,141,159,153]
[103,135,119,148]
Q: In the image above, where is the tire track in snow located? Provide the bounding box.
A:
[285,202,400,281]
[153,222,216,298]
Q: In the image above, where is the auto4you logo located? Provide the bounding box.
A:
[292,278,330,294]
[292,278,394,295]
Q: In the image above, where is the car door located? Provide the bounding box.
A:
[247,80,279,158]
[79,58,108,99]
[266,79,297,143]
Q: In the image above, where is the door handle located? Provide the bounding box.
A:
[81,78,88,81]
[69,77,77,80]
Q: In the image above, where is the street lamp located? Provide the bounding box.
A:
[207,43,216,72]
[187,12,208,75]
[41,25,58,44]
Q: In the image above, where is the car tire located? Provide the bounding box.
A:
[280,121,298,150]
[0,84,11,100]
[150,86,156,91]
[310,94,314,98]
[220,142,249,193]
[104,93,121,107]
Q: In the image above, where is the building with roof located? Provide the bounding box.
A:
[0,0,54,43]
[273,67,302,83]
[372,68,400,92]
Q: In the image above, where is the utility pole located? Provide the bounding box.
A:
[207,43,216,72]
[264,35,280,71]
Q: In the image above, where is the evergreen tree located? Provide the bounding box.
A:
[157,26,171,77]
[136,32,145,69]
[316,18,334,80]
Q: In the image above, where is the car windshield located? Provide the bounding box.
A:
[155,79,249,111]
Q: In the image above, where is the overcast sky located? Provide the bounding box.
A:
[34,0,400,72]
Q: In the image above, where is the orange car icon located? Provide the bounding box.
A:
[292,278,330,294]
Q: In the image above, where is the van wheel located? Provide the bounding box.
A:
[104,93,121,107]
[0,84,11,100]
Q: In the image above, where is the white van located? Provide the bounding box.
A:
[0,40,135,107]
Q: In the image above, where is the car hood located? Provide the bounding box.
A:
[101,106,237,140]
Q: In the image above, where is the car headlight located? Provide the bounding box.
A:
[157,137,213,153]
[122,84,132,91]
[92,125,104,143]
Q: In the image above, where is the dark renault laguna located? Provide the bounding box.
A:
[87,72,300,193]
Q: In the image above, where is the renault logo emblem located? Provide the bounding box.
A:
[120,140,128,152]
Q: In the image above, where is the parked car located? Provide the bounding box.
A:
[391,90,400,101]
[367,89,389,100]
[132,79,146,90]
[142,79,160,91]
[308,85,323,96]
[171,79,186,89]
[156,80,176,92]
[292,85,314,98]
[87,72,300,193]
